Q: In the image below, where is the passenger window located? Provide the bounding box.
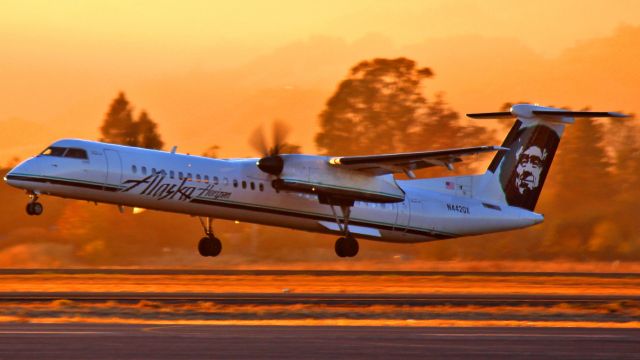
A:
[214,176,219,185]
[40,147,67,157]
[64,148,88,159]
[152,168,157,175]
[196,174,201,183]
[204,175,209,184]
[187,173,193,181]
[242,180,247,189]
[142,166,147,175]
[259,183,264,192]
[233,179,238,188]
[179,172,184,180]
[132,165,137,174]
[250,182,255,190]
[170,170,175,179]
[223,177,229,186]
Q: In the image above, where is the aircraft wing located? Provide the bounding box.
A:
[327,146,507,177]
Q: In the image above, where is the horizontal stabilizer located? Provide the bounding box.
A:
[467,107,629,120]
[532,110,628,118]
[473,103,630,211]
[466,112,513,119]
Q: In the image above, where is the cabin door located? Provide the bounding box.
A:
[104,149,123,188]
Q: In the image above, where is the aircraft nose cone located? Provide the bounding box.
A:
[4,158,38,186]
[4,166,19,185]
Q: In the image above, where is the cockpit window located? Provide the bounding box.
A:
[64,148,88,159]
[39,146,88,159]
[40,147,67,157]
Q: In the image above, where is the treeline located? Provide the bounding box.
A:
[315,57,640,262]
[424,113,640,262]
[0,57,638,265]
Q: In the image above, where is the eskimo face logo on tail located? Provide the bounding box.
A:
[514,144,547,193]
[499,124,560,211]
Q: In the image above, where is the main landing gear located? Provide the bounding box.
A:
[197,217,222,257]
[330,204,359,258]
[25,193,43,216]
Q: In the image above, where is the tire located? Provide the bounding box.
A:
[344,236,359,257]
[31,202,43,216]
[198,237,213,256]
[334,237,347,257]
[209,237,222,257]
[198,236,222,257]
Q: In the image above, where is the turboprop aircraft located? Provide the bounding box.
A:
[3,104,627,258]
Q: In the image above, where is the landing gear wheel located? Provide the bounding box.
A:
[329,203,359,258]
[197,217,222,257]
[335,236,359,258]
[335,237,347,258]
[198,236,222,257]
[26,202,43,216]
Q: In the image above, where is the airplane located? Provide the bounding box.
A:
[3,104,627,258]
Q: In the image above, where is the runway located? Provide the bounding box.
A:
[0,270,637,358]
[0,323,638,359]
[1,291,638,307]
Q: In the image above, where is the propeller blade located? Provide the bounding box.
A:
[249,125,269,157]
[271,120,290,156]
[253,120,292,177]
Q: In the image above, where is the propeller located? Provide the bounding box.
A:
[250,120,290,176]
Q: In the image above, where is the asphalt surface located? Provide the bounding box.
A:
[2,268,639,278]
[0,324,638,359]
[1,292,638,307]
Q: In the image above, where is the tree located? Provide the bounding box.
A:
[537,115,615,259]
[99,92,164,149]
[202,145,221,158]
[607,117,640,258]
[134,111,164,150]
[100,92,136,146]
[315,58,493,163]
[316,58,434,155]
[410,93,495,175]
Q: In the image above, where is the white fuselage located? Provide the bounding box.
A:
[5,139,543,244]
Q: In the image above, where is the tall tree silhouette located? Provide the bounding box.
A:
[316,58,433,155]
[538,116,615,259]
[608,117,640,258]
[100,92,164,149]
[134,111,164,150]
[316,58,492,162]
[100,92,136,146]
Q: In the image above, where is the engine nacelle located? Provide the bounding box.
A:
[273,154,405,203]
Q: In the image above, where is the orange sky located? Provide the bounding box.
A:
[1,0,639,163]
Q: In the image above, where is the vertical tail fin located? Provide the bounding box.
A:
[468,104,627,211]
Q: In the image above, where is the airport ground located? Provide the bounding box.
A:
[1,323,639,359]
[0,270,638,359]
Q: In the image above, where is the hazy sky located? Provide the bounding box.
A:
[2,0,639,65]
[1,0,639,162]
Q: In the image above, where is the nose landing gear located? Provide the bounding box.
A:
[197,217,222,257]
[25,193,43,216]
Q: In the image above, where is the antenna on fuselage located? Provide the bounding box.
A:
[170,146,177,154]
